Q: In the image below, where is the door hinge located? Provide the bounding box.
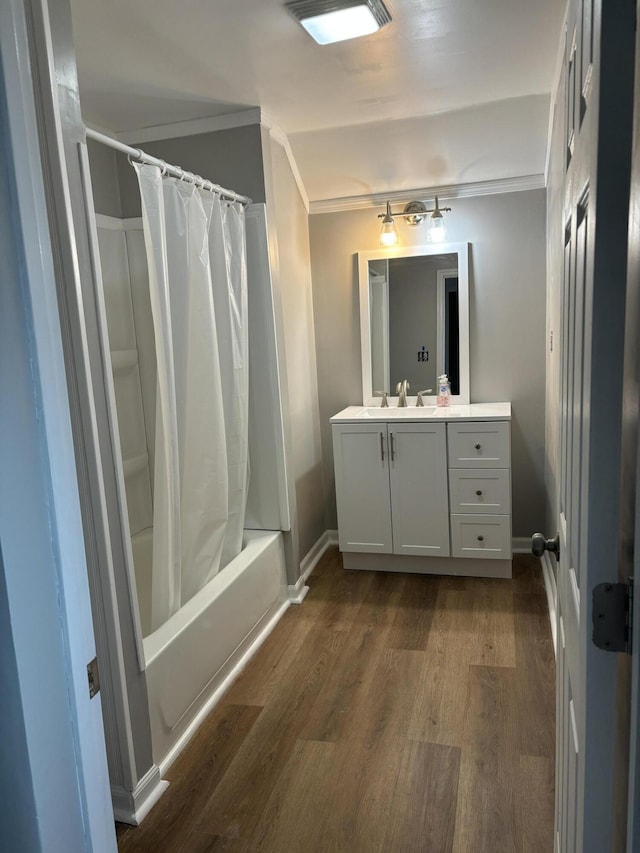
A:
[87,656,100,698]
[592,579,633,654]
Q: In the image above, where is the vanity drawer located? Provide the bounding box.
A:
[448,469,511,514]
[450,513,512,559]
[447,422,510,468]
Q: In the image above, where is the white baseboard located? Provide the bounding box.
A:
[287,576,309,604]
[157,598,290,777]
[512,537,531,554]
[287,529,337,603]
[111,765,169,826]
[541,551,558,658]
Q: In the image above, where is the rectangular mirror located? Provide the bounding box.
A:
[358,243,470,405]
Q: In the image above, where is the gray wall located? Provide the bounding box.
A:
[115,125,266,217]
[310,189,547,537]
[266,136,325,563]
[87,137,123,217]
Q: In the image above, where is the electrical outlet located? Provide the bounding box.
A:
[417,350,429,362]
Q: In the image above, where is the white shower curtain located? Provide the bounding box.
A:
[204,195,250,568]
[134,164,249,631]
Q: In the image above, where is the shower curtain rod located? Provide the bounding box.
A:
[85,126,252,206]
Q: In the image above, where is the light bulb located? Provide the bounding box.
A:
[379,200,398,246]
[380,219,398,246]
[429,213,446,243]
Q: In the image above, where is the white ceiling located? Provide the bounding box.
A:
[71,0,566,202]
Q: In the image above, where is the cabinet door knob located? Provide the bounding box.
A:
[475,443,482,450]
[477,535,484,542]
[476,489,483,496]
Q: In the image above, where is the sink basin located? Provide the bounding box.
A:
[359,406,438,418]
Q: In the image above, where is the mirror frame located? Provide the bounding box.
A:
[358,242,470,406]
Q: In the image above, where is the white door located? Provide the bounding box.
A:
[332,423,393,553]
[389,422,450,556]
[549,0,636,849]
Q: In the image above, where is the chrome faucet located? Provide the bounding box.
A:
[396,379,410,407]
[416,389,433,406]
[376,390,389,407]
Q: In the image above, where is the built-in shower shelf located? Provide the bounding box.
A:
[111,348,139,373]
[123,451,149,479]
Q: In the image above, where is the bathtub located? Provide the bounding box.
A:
[141,529,288,771]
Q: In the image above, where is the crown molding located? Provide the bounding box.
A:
[261,113,310,213]
[85,113,544,219]
[116,107,262,145]
[309,173,546,214]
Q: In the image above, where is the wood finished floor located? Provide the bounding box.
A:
[116,549,555,853]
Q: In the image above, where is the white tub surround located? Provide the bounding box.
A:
[144,530,287,770]
[331,403,512,578]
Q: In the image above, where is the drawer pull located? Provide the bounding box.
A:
[476,489,483,496]
[477,535,485,542]
[475,443,482,450]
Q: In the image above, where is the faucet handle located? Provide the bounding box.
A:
[416,389,433,406]
[375,391,389,407]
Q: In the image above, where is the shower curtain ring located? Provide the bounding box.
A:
[160,163,168,177]
[127,148,144,168]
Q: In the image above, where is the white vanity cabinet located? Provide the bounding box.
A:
[332,421,450,556]
[331,404,513,578]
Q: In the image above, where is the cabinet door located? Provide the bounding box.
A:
[332,423,392,553]
[389,423,450,556]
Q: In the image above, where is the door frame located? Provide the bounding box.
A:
[436,267,458,380]
[0,0,115,848]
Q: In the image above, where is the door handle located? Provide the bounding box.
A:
[531,532,560,560]
[390,432,395,462]
[380,431,385,461]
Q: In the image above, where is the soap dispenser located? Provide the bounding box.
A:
[437,374,451,407]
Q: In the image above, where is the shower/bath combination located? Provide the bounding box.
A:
[84,128,291,822]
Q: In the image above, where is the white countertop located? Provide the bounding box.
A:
[330,402,511,423]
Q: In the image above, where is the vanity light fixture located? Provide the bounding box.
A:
[285,0,391,45]
[377,197,452,246]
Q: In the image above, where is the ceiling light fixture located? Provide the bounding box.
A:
[285,0,391,45]
[377,197,452,245]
